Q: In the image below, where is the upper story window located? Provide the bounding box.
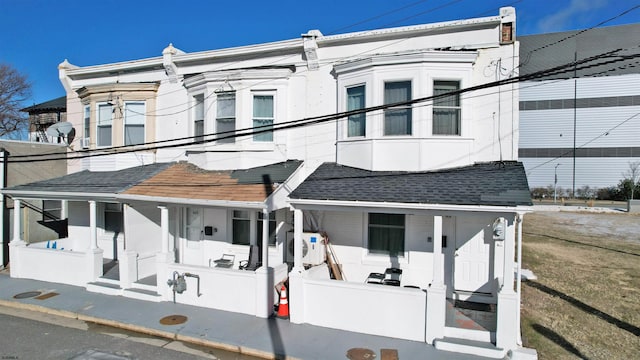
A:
[193,94,205,142]
[97,102,113,147]
[253,94,274,142]
[124,101,145,145]
[433,81,461,135]
[347,85,366,137]
[83,105,90,147]
[216,92,236,144]
[384,81,412,136]
[368,213,405,256]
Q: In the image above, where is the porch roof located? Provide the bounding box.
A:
[2,160,303,204]
[289,161,532,208]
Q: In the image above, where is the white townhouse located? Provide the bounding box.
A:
[3,7,537,359]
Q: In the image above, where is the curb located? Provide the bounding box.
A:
[0,298,298,360]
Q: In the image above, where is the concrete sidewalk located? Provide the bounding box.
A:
[0,272,490,360]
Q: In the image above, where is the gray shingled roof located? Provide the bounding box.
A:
[4,162,172,194]
[519,23,640,80]
[231,160,302,184]
[289,161,532,207]
[21,96,67,113]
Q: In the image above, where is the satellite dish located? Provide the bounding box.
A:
[46,122,74,142]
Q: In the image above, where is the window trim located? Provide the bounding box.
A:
[215,92,236,144]
[252,92,275,142]
[346,84,366,137]
[123,100,146,146]
[432,80,462,136]
[192,93,205,142]
[367,212,406,257]
[383,80,413,136]
[96,102,113,148]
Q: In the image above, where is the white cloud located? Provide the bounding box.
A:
[537,0,609,32]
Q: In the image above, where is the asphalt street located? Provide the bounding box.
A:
[0,306,258,360]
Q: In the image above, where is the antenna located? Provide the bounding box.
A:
[45,122,74,143]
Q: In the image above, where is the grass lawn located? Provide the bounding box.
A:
[521,211,640,359]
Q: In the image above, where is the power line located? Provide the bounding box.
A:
[7,47,631,164]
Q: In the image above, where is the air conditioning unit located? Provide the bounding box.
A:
[286,232,326,266]
[81,138,90,148]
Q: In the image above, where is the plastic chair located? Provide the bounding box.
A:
[365,272,385,284]
[239,245,261,271]
[382,267,402,286]
[212,253,235,268]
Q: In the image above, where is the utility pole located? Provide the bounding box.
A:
[554,163,561,203]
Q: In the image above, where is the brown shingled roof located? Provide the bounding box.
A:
[124,162,273,202]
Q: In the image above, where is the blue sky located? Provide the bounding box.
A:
[1,0,638,105]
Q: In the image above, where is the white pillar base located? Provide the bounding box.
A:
[425,284,447,344]
[8,241,27,278]
[119,250,137,289]
[288,269,304,324]
[496,290,519,351]
[255,266,273,318]
[86,248,104,283]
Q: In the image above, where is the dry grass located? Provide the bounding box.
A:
[521,211,640,359]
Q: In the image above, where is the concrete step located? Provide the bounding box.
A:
[131,281,157,293]
[87,281,122,296]
[123,287,162,302]
[434,337,505,359]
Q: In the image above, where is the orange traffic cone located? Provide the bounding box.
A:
[277,284,289,319]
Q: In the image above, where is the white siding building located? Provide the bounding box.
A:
[519,24,640,195]
[4,7,537,359]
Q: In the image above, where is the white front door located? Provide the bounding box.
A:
[181,207,204,265]
[454,219,493,296]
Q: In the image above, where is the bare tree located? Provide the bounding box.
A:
[622,161,640,200]
[0,63,31,138]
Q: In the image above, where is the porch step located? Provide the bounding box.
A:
[434,337,505,359]
[122,287,162,302]
[131,281,156,293]
[87,281,122,296]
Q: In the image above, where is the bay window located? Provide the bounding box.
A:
[347,85,366,137]
[252,94,274,142]
[368,213,405,256]
[216,92,236,144]
[433,80,461,135]
[97,103,113,147]
[124,101,145,145]
[384,81,412,136]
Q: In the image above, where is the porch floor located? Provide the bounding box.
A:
[446,299,496,332]
[102,259,119,281]
[136,274,157,286]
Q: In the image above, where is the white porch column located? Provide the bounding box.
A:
[255,208,273,318]
[86,200,103,282]
[426,215,446,344]
[288,208,305,324]
[156,205,173,299]
[249,211,257,246]
[61,200,68,220]
[11,199,24,244]
[89,200,98,250]
[8,198,26,278]
[496,216,518,351]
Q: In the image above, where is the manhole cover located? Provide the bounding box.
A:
[13,291,42,299]
[159,314,188,325]
[346,348,376,360]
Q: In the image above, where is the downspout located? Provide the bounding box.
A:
[516,212,524,346]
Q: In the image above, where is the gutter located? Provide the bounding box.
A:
[288,198,533,214]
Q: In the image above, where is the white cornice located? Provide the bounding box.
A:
[334,50,479,74]
[183,67,295,88]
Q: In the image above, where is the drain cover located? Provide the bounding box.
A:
[159,314,188,325]
[13,291,42,299]
[346,348,376,360]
